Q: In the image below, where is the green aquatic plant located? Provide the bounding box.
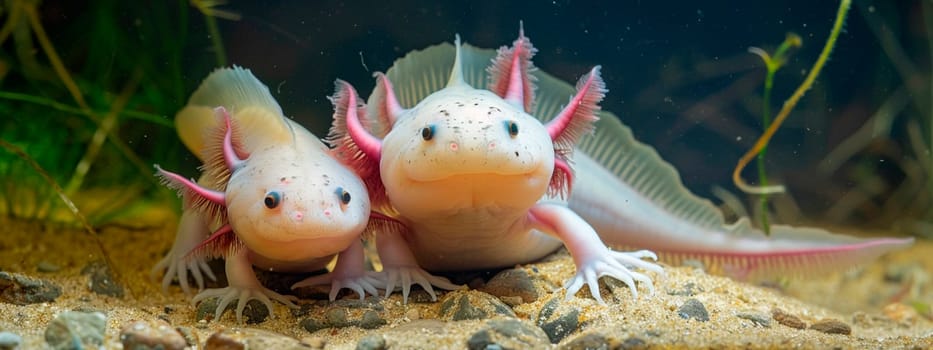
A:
[747,33,802,234]
[0,0,228,224]
[732,0,852,231]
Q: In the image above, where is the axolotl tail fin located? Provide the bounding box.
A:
[528,53,914,281]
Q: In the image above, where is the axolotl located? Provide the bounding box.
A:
[332,26,914,302]
[152,67,381,322]
[330,29,662,303]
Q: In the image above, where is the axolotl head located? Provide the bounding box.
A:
[380,86,554,215]
[329,29,602,220]
[222,111,371,262]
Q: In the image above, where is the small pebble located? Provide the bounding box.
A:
[44,311,107,350]
[438,290,515,321]
[204,328,305,349]
[620,337,648,349]
[536,298,580,344]
[772,308,806,329]
[667,282,702,296]
[36,261,61,273]
[736,312,771,327]
[677,298,709,322]
[355,335,386,350]
[359,310,387,329]
[175,326,199,348]
[480,268,539,303]
[882,303,919,323]
[0,272,62,305]
[300,318,328,333]
[466,319,550,350]
[80,261,124,298]
[558,333,611,350]
[810,319,851,335]
[0,331,22,350]
[120,319,187,350]
[324,308,349,327]
[405,308,421,320]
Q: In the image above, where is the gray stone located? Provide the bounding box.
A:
[196,297,269,324]
[355,335,386,350]
[676,298,709,322]
[334,296,385,310]
[438,290,516,321]
[80,261,124,298]
[0,271,61,305]
[620,337,648,349]
[540,309,579,343]
[300,317,328,333]
[44,311,107,350]
[667,282,703,296]
[466,330,494,350]
[810,318,851,335]
[204,328,307,350]
[358,310,387,329]
[466,318,550,350]
[119,319,187,350]
[736,312,771,327]
[175,326,199,348]
[536,297,581,343]
[480,268,539,304]
[0,331,22,350]
[559,333,610,350]
[324,308,349,327]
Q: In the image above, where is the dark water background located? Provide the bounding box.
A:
[2,1,929,231]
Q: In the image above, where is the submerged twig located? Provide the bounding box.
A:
[0,0,23,46]
[732,0,851,195]
[0,139,131,299]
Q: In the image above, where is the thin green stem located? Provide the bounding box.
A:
[734,0,851,199]
[63,70,141,197]
[0,91,172,127]
[757,68,775,233]
[204,12,227,67]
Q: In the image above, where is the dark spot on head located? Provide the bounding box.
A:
[514,151,520,157]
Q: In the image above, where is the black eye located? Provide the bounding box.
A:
[505,120,519,137]
[264,191,281,209]
[336,187,351,204]
[421,125,435,141]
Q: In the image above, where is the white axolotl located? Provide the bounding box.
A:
[329,29,662,304]
[333,27,915,302]
[152,67,382,323]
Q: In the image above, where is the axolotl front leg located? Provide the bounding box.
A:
[527,203,662,303]
[192,248,299,323]
[151,186,217,294]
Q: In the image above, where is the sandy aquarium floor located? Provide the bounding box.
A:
[0,208,931,349]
